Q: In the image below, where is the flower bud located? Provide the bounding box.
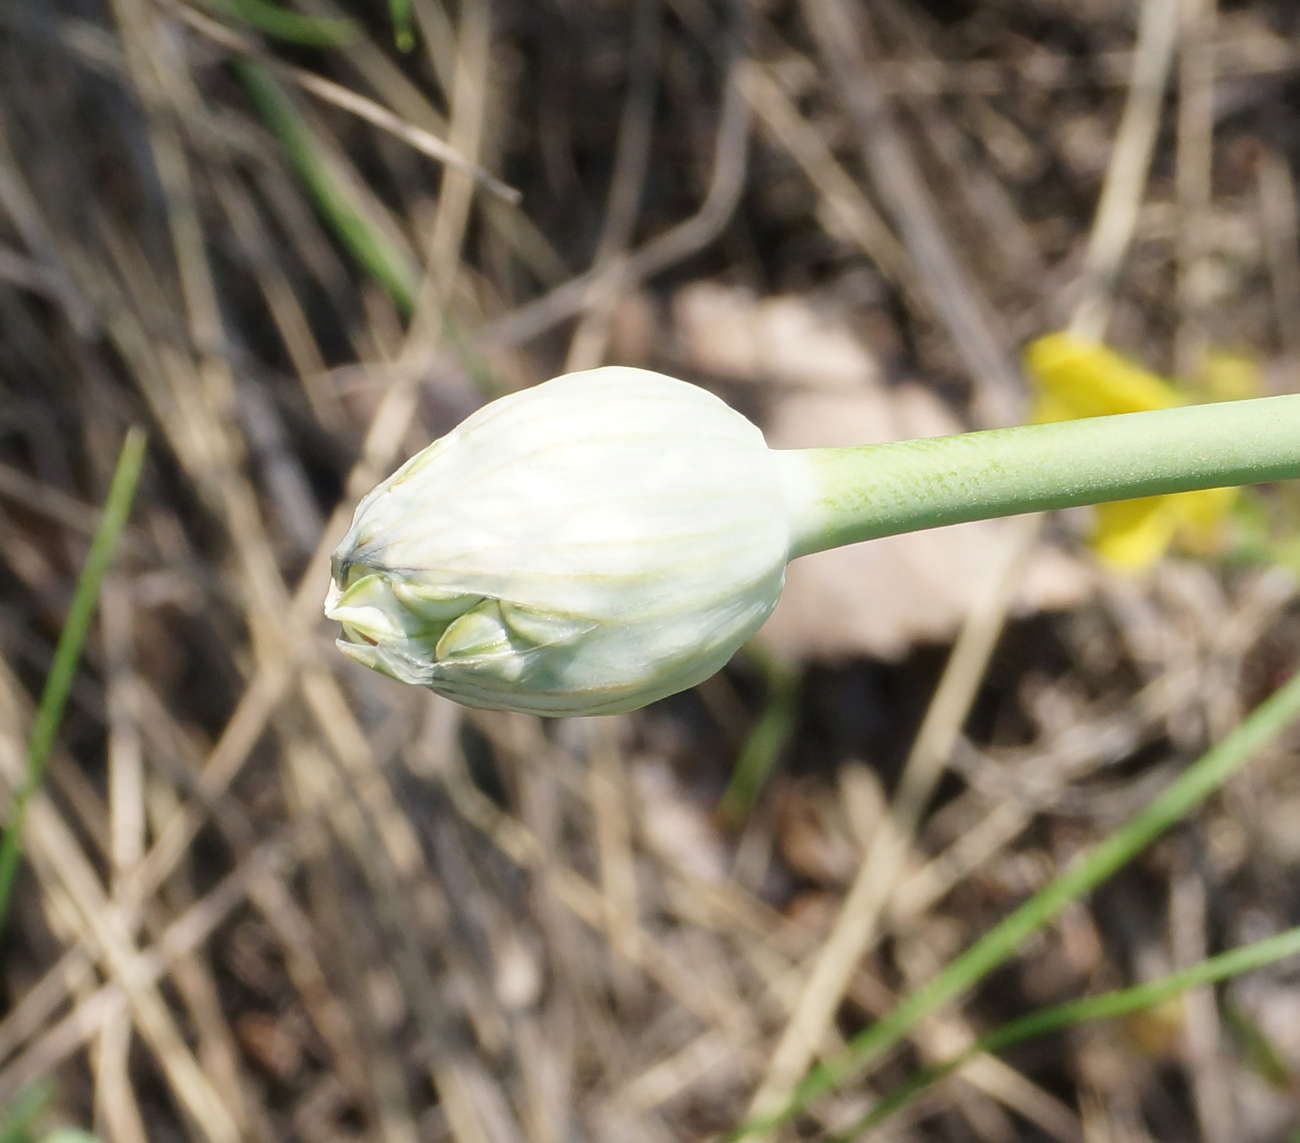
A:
[325,367,792,715]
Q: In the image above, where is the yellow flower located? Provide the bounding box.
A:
[1024,333,1251,572]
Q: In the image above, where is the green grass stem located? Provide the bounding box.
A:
[235,61,421,315]
[838,923,1300,1137]
[388,0,414,50]
[727,662,1300,1139]
[0,1083,49,1143]
[0,428,146,938]
[718,651,802,827]
[209,0,357,46]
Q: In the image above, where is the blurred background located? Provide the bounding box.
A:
[3,0,1300,1139]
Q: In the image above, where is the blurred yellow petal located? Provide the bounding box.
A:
[1170,486,1238,558]
[1201,350,1264,403]
[1090,498,1179,572]
[1026,332,1180,421]
[1030,391,1082,426]
[1175,485,1238,531]
[1024,333,1244,572]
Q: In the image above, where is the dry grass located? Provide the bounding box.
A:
[3,0,1300,1140]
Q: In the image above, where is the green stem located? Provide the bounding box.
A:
[779,394,1300,558]
[0,428,146,938]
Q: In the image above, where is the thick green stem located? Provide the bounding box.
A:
[778,394,1300,559]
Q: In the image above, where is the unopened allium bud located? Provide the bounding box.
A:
[325,367,792,715]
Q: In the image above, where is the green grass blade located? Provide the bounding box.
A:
[718,651,801,826]
[389,0,414,50]
[0,1082,50,1143]
[235,60,421,315]
[840,923,1300,1137]
[205,0,357,46]
[1224,1002,1293,1087]
[0,428,146,937]
[727,664,1300,1139]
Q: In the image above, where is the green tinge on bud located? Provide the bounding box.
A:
[325,367,792,716]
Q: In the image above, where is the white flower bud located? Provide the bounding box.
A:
[325,367,792,715]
